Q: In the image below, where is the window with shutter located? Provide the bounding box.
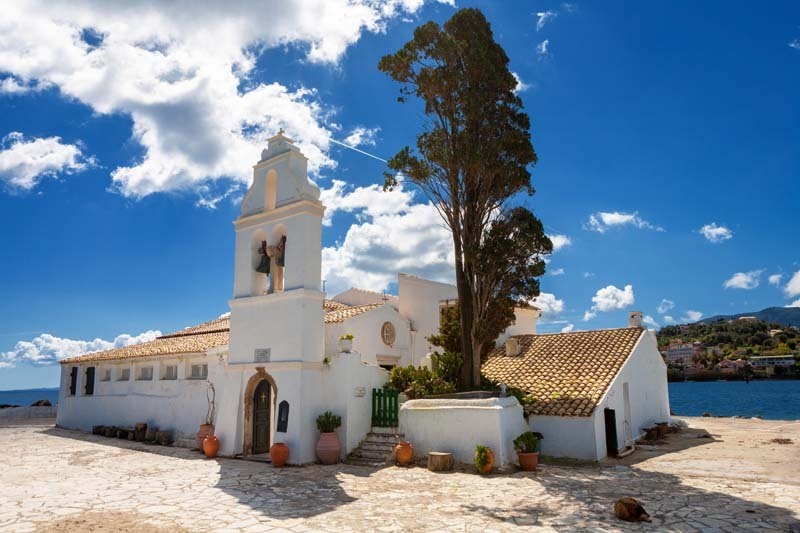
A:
[69,367,78,396]
[85,367,95,395]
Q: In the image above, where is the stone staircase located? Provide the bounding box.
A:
[346,428,404,467]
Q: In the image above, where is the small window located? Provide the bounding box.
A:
[137,366,153,381]
[190,364,208,379]
[84,367,95,396]
[69,367,78,396]
[117,368,130,381]
[162,365,178,380]
[100,368,111,382]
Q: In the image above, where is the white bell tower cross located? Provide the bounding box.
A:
[228,132,325,365]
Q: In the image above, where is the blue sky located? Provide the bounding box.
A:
[1,0,798,389]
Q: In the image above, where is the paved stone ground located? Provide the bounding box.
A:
[1,421,799,532]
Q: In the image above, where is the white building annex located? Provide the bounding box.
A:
[57,133,669,464]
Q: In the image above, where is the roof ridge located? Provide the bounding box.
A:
[510,326,643,338]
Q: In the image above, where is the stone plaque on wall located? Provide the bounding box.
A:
[254,348,271,363]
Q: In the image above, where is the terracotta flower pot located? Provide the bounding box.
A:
[395,441,413,466]
[270,442,289,467]
[196,423,214,451]
[517,451,539,471]
[315,432,341,464]
[203,434,220,458]
[475,447,495,475]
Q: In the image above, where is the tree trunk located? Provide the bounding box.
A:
[453,241,475,389]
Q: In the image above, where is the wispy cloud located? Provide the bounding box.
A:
[698,222,733,243]
[657,299,675,314]
[536,39,550,57]
[548,267,565,276]
[663,315,676,325]
[535,11,557,31]
[511,72,531,94]
[343,126,380,148]
[643,315,659,329]
[561,323,575,333]
[681,310,703,323]
[723,270,763,290]
[585,211,663,233]
[0,132,93,191]
[768,273,783,286]
[789,38,800,50]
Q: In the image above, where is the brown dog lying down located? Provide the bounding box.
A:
[614,497,652,522]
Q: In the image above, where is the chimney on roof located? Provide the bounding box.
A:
[628,311,644,328]
[505,338,521,356]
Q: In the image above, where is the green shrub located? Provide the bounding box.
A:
[513,431,540,453]
[339,333,354,340]
[388,365,456,398]
[316,411,341,432]
[474,445,491,470]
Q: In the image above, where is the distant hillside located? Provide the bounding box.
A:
[699,307,800,328]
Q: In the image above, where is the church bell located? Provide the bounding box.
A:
[256,254,270,274]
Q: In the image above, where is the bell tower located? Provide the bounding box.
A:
[228,132,325,365]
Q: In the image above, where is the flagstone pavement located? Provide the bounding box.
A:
[1,422,798,533]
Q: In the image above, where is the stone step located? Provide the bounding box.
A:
[349,449,392,461]
[371,426,400,435]
[359,442,396,452]
[365,432,404,443]
[347,458,387,468]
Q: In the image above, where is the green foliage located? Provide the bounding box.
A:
[430,351,462,386]
[379,8,550,388]
[388,365,456,398]
[339,333,354,341]
[316,411,341,433]
[427,304,462,354]
[513,432,540,453]
[474,445,491,470]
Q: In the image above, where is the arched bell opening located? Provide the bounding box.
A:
[250,229,269,296]
[269,223,287,293]
[242,368,278,456]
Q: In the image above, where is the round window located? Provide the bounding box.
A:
[381,322,396,346]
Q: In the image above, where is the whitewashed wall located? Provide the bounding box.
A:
[56,354,214,446]
[399,396,527,466]
[527,414,599,460]
[591,330,671,458]
[324,305,411,367]
[397,274,458,367]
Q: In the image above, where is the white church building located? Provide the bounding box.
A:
[57,133,669,464]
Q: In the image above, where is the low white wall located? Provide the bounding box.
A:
[399,396,527,466]
[527,414,599,461]
[0,405,58,422]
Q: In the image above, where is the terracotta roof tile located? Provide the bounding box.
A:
[324,303,382,323]
[482,327,644,417]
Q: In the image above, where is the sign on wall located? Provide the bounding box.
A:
[254,348,271,363]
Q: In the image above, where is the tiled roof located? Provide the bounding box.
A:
[324,303,382,323]
[482,327,645,417]
[59,331,230,364]
[60,300,381,363]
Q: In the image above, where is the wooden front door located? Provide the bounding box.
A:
[252,380,271,454]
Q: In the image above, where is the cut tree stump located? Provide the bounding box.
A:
[427,452,453,472]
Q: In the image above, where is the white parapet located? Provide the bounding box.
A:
[399,396,527,466]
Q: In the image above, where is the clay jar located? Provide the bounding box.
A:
[395,441,413,466]
[315,432,341,465]
[196,423,214,451]
[269,442,289,467]
[203,434,220,459]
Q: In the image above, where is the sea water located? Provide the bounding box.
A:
[0,387,59,407]
[669,380,800,420]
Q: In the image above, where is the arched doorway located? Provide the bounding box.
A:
[242,368,277,456]
[252,380,271,454]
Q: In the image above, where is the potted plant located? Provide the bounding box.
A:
[338,334,354,353]
[474,445,494,475]
[196,382,216,450]
[315,411,342,464]
[513,431,540,471]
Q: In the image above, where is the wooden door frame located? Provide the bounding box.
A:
[242,368,277,456]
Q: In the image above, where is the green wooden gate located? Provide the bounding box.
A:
[371,387,399,427]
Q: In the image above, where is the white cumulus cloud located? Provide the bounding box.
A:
[583,284,635,321]
[785,271,800,298]
[548,267,565,276]
[643,315,659,329]
[511,72,531,94]
[0,0,448,201]
[723,270,762,290]
[663,315,676,325]
[0,132,92,190]
[547,234,571,252]
[787,299,800,308]
[768,273,783,286]
[681,310,703,323]
[698,222,733,243]
[657,298,674,314]
[0,330,161,367]
[536,39,550,57]
[585,211,663,233]
[343,126,380,148]
[560,323,574,333]
[532,292,565,318]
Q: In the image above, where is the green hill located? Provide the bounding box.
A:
[699,307,800,328]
